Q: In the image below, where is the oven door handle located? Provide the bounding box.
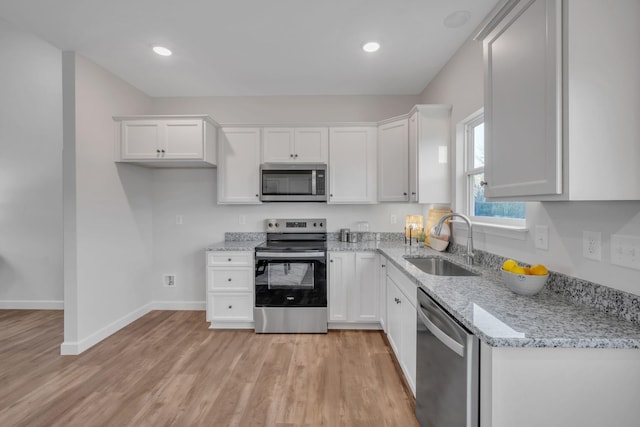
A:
[255,251,326,259]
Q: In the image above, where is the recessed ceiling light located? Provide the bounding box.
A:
[443,10,471,28]
[362,41,381,53]
[152,46,172,56]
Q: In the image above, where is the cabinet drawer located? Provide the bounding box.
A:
[208,293,253,321]
[387,263,417,307]
[207,268,253,291]
[207,251,253,267]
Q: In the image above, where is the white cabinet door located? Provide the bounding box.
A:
[218,127,262,204]
[386,277,403,357]
[294,127,328,163]
[378,119,409,202]
[408,105,452,204]
[163,119,204,159]
[386,268,417,396]
[378,256,388,332]
[262,128,294,162]
[400,294,417,394]
[328,252,353,321]
[262,127,328,163]
[121,120,163,159]
[352,252,378,322]
[328,127,377,203]
[483,0,562,198]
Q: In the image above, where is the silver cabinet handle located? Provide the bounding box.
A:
[228,305,232,309]
[227,278,232,282]
[228,258,232,262]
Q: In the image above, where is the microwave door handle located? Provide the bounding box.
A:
[311,170,317,195]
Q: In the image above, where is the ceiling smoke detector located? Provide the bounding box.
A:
[443,10,471,28]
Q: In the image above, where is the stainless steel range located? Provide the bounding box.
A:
[254,218,328,333]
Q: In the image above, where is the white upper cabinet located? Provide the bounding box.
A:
[262,127,328,163]
[378,118,409,202]
[114,116,218,167]
[218,127,262,204]
[328,127,377,204]
[479,0,640,200]
[408,105,452,204]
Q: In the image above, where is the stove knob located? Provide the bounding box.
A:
[313,222,317,227]
[275,222,279,227]
[268,222,273,228]
[320,222,323,227]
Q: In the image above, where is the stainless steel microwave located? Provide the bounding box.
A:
[260,163,327,202]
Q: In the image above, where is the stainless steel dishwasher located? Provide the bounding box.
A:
[416,287,479,427]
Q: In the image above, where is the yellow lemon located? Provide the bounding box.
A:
[522,267,532,275]
[510,266,526,275]
[530,264,548,276]
[502,259,518,272]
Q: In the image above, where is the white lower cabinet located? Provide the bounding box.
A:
[206,250,254,328]
[480,343,640,427]
[328,252,380,327]
[385,263,417,396]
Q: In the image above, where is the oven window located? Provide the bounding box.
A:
[262,170,312,195]
[266,262,315,289]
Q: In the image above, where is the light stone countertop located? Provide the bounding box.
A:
[206,239,640,349]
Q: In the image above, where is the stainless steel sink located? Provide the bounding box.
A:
[404,256,479,276]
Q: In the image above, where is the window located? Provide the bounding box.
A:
[463,111,525,226]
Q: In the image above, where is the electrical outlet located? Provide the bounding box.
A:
[390,214,397,225]
[238,215,246,225]
[611,234,640,270]
[176,215,183,225]
[582,231,601,261]
[163,274,176,287]
[535,225,549,250]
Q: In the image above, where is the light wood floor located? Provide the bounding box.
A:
[0,310,418,427]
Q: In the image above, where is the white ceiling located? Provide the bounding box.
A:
[0,0,498,97]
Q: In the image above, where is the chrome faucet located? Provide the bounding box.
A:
[434,213,474,265]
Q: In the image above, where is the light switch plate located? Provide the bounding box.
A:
[611,234,640,270]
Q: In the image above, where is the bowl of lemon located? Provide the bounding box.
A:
[501,259,549,296]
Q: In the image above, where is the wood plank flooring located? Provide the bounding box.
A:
[0,310,418,427]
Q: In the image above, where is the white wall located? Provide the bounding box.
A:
[61,53,154,354]
[0,19,63,309]
[420,37,640,297]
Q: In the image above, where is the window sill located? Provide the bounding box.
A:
[451,220,529,241]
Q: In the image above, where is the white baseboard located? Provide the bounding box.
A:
[328,321,383,330]
[60,302,153,355]
[151,301,205,311]
[0,300,64,310]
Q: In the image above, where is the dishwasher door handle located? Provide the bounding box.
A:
[418,305,465,357]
